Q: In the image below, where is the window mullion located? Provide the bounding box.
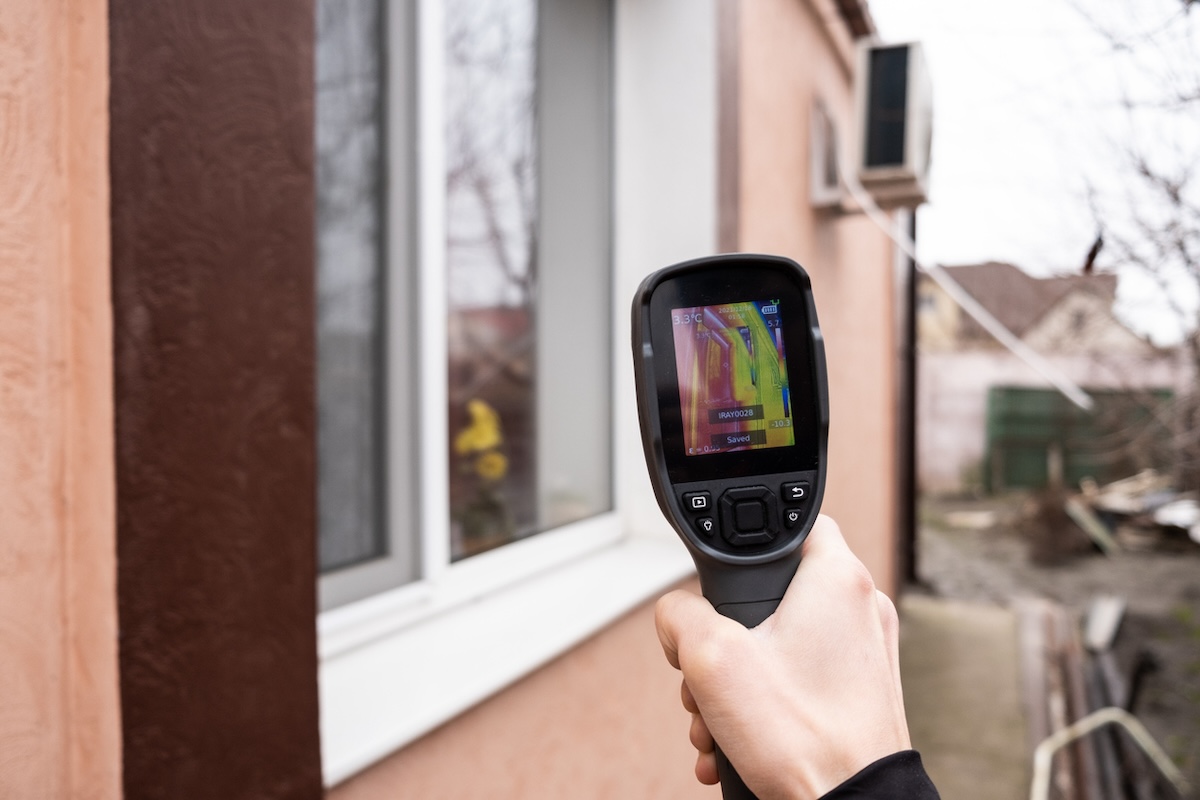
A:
[414,0,452,583]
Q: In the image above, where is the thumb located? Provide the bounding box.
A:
[655,588,730,671]
[656,588,756,683]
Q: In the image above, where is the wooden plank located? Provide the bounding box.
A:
[1060,611,1103,800]
[1065,497,1119,556]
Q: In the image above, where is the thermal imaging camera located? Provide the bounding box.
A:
[632,253,829,798]
[633,253,829,623]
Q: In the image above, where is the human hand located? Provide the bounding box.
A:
[655,515,911,799]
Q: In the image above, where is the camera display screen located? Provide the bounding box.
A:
[670,300,794,456]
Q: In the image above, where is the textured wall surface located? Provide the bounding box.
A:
[109,1,322,797]
[330,579,714,800]
[738,0,900,595]
[0,0,122,797]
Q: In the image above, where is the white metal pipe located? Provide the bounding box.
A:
[1029,706,1190,800]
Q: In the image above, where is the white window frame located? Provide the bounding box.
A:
[317,0,720,786]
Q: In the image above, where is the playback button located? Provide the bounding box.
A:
[682,491,711,512]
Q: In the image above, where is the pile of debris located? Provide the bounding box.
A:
[1019,595,1191,800]
[1070,470,1200,554]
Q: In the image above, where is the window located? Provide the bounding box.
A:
[444,0,543,561]
[315,0,651,784]
[810,100,842,208]
[316,0,613,610]
[444,0,611,562]
[316,0,415,609]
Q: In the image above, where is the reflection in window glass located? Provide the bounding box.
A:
[444,0,540,560]
[315,0,387,572]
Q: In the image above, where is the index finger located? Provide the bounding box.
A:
[797,514,853,563]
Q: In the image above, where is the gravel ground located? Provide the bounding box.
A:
[915,492,1200,791]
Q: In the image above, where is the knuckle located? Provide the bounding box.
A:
[685,623,740,679]
[831,551,878,600]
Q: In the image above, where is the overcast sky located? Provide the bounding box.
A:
[867,0,1199,343]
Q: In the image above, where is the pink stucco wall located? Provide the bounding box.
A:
[0,1,122,797]
[738,0,900,594]
[330,579,714,800]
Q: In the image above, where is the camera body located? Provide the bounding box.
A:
[632,253,829,626]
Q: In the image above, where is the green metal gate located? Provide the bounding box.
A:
[984,386,1173,493]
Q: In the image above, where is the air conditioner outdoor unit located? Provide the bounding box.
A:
[854,41,932,208]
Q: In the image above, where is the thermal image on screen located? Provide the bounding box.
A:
[671,300,794,455]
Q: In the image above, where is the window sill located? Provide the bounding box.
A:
[318,529,694,786]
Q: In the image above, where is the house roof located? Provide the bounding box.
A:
[941,261,1118,339]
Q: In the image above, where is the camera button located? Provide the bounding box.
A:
[719,486,779,546]
[733,500,766,533]
[730,530,773,545]
[781,482,810,503]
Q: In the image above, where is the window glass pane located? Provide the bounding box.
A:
[315,0,387,572]
[535,0,613,534]
[445,0,540,560]
[445,0,613,562]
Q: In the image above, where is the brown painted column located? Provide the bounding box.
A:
[109,2,322,797]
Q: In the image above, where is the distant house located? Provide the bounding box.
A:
[917,262,1187,494]
[919,262,1153,356]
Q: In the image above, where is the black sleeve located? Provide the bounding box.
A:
[819,750,940,799]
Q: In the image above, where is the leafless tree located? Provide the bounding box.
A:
[1073,0,1200,489]
[444,0,539,408]
[443,0,541,550]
